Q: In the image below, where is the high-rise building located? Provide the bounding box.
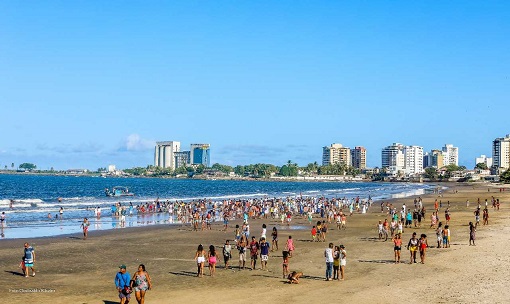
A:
[424,149,444,169]
[174,151,191,169]
[381,143,405,171]
[190,144,211,167]
[351,146,367,169]
[404,146,424,175]
[442,144,459,166]
[322,143,351,166]
[475,155,493,168]
[492,135,510,171]
[154,141,181,170]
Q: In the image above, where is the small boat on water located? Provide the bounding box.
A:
[105,186,134,197]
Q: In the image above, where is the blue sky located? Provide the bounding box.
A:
[1,1,508,170]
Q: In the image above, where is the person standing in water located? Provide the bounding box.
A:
[81,218,90,240]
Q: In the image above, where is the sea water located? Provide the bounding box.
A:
[0,174,432,239]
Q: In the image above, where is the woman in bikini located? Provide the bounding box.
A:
[392,233,402,264]
[208,245,217,277]
[407,232,419,264]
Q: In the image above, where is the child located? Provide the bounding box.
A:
[282,250,290,278]
[311,226,317,242]
[286,235,295,257]
[287,271,303,284]
[19,256,26,274]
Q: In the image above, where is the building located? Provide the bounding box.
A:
[442,144,459,166]
[424,149,444,169]
[492,135,510,173]
[154,141,181,170]
[475,155,493,169]
[351,146,367,169]
[108,165,116,172]
[174,151,190,169]
[190,144,211,167]
[322,143,351,166]
[381,143,405,173]
[404,146,424,175]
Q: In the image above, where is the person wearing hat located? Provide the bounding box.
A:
[339,245,347,280]
[115,264,132,304]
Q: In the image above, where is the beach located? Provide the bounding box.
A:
[2,182,510,304]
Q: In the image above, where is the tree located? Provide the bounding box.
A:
[475,163,488,170]
[19,163,37,171]
[195,164,205,174]
[500,169,510,183]
[424,167,438,180]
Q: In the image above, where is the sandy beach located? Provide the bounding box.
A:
[2,182,510,304]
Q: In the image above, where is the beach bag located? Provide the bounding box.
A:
[123,286,132,295]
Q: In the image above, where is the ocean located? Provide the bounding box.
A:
[0,174,432,239]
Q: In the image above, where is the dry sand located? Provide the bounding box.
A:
[2,182,510,304]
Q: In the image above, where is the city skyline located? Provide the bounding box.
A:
[1,1,508,170]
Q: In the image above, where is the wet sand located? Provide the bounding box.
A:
[2,182,510,304]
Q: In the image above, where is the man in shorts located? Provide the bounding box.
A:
[249,236,259,270]
[114,264,131,304]
[260,237,270,271]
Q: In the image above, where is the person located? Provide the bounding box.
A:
[271,226,278,251]
[249,236,259,270]
[194,244,206,277]
[287,271,303,284]
[81,217,90,240]
[260,237,270,271]
[0,212,5,227]
[282,250,290,278]
[324,242,334,281]
[483,208,489,225]
[333,245,340,280]
[392,233,402,263]
[130,264,152,304]
[311,226,317,242]
[407,232,419,264]
[238,235,247,270]
[208,245,217,277]
[286,235,295,257]
[436,222,443,248]
[442,225,450,248]
[419,234,428,264]
[59,206,64,219]
[23,242,36,277]
[115,264,131,304]
[339,244,346,280]
[222,240,232,269]
[469,222,476,246]
[474,208,481,227]
[261,223,267,240]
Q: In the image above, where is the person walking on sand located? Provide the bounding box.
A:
[339,244,346,280]
[436,222,443,248]
[442,225,450,248]
[208,245,217,277]
[407,232,419,264]
[393,233,402,263]
[249,236,260,270]
[80,217,90,240]
[324,242,334,281]
[286,235,295,257]
[271,226,278,251]
[194,244,206,277]
[115,265,131,304]
[130,264,152,304]
[23,242,36,277]
[238,235,247,270]
[282,250,290,278]
[469,222,476,246]
[419,234,428,264]
[260,237,270,271]
[222,240,232,269]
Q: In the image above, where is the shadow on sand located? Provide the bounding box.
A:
[4,270,25,277]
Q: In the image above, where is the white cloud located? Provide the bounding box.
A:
[123,134,155,151]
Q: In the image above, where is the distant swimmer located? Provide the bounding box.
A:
[58,197,62,203]
[9,199,14,209]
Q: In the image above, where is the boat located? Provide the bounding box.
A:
[105,186,134,197]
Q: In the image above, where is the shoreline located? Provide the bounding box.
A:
[2,182,510,303]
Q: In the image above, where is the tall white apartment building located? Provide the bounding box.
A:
[381,143,405,174]
[442,144,459,166]
[492,135,510,171]
[322,143,351,166]
[404,146,424,175]
[154,141,181,170]
[475,155,493,168]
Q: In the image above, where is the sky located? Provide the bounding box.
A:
[1,1,509,170]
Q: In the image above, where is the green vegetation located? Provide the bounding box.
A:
[475,163,488,170]
[18,163,37,170]
[500,169,510,183]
